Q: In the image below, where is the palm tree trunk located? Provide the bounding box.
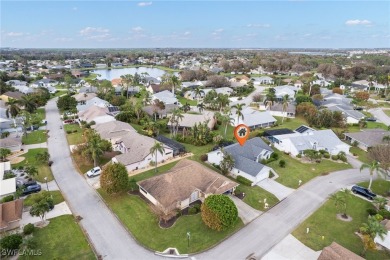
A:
[368,174,373,190]
[224,123,228,137]
[155,152,157,173]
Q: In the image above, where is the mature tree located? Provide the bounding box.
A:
[82,131,112,167]
[232,103,245,125]
[360,161,386,190]
[151,99,165,121]
[220,113,234,137]
[197,102,205,113]
[24,165,38,178]
[216,93,230,111]
[201,194,238,231]
[0,148,11,162]
[57,95,77,111]
[354,91,370,102]
[281,94,289,123]
[150,141,165,173]
[220,150,235,175]
[368,145,390,176]
[29,194,53,223]
[5,98,21,118]
[19,95,37,113]
[100,163,129,194]
[169,108,184,138]
[120,74,134,99]
[206,75,230,88]
[295,95,312,105]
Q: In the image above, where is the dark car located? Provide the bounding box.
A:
[352,185,377,200]
[366,117,377,122]
[22,184,41,196]
[16,180,37,189]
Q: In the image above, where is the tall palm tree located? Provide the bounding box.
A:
[193,87,205,104]
[120,74,135,99]
[168,74,180,95]
[221,114,235,137]
[360,160,385,190]
[6,98,21,136]
[83,134,104,167]
[281,94,289,123]
[232,103,245,125]
[150,141,165,173]
[19,95,37,113]
[197,102,205,113]
[216,93,230,112]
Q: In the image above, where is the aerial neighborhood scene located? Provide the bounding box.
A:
[1,1,390,259]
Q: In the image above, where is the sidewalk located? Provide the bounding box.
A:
[23,142,48,149]
[20,201,72,226]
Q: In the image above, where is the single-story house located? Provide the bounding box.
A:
[152,90,179,105]
[138,159,238,215]
[318,242,364,260]
[312,79,332,87]
[271,126,350,156]
[112,132,173,171]
[146,84,163,94]
[155,135,186,156]
[73,93,97,105]
[351,80,370,92]
[208,137,274,184]
[0,91,25,102]
[30,78,58,88]
[184,87,233,100]
[232,108,277,129]
[252,76,273,85]
[168,111,216,130]
[143,104,179,119]
[374,219,390,251]
[5,80,28,87]
[181,81,205,89]
[263,128,295,143]
[260,103,296,118]
[76,97,110,112]
[274,85,297,100]
[344,129,390,151]
[92,120,136,143]
[229,75,250,84]
[0,199,23,231]
[79,86,98,94]
[78,106,115,124]
[143,76,161,86]
[326,105,365,124]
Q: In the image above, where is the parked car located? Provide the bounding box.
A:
[22,184,41,196]
[27,125,39,131]
[17,180,38,189]
[351,185,377,200]
[86,166,102,178]
[366,117,377,122]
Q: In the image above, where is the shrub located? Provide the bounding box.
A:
[201,195,238,231]
[271,153,279,160]
[128,178,138,191]
[100,163,129,194]
[72,129,78,133]
[0,234,23,253]
[331,155,339,160]
[200,154,208,162]
[378,209,390,220]
[236,176,253,186]
[367,208,378,216]
[1,195,14,203]
[23,223,35,235]
[319,150,327,154]
[279,160,286,168]
[323,153,330,159]
[66,130,72,134]
[296,154,302,158]
[193,203,201,212]
[339,156,347,162]
[188,207,197,215]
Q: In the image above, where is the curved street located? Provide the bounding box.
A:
[46,98,371,259]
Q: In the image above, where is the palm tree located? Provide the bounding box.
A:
[373,196,388,210]
[182,102,191,113]
[281,94,289,123]
[5,98,21,118]
[193,87,205,104]
[216,93,230,112]
[120,74,135,99]
[197,102,205,113]
[232,103,245,125]
[19,95,37,113]
[24,165,38,178]
[360,160,386,190]
[150,141,164,173]
[360,215,388,240]
[168,74,180,95]
[83,134,104,167]
[220,114,235,137]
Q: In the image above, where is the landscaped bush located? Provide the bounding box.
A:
[331,155,339,160]
[1,195,14,203]
[23,223,35,235]
[100,163,129,194]
[378,209,390,219]
[296,154,302,158]
[236,176,253,186]
[319,150,327,155]
[200,154,208,162]
[367,208,378,216]
[193,203,201,212]
[201,195,238,231]
[188,207,198,215]
[323,153,330,159]
[66,130,72,134]
[279,160,286,168]
[271,153,279,160]
[128,178,138,191]
[0,234,23,253]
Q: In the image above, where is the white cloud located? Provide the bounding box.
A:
[215,28,224,33]
[7,32,24,37]
[345,19,372,26]
[183,31,191,36]
[132,26,144,33]
[212,28,224,36]
[79,27,109,36]
[138,2,152,7]
[246,23,270,28]
[55,37,73,42]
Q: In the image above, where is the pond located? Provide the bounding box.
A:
[92,67,174,80]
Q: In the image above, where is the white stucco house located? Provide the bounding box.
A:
[152,90,179,105]
[76,97,110,112]
[0,161,16,197]
[207,137,274,184]
[232,108,277,129]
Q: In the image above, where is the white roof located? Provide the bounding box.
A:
[232,108,277,127]
[0,178,16,196]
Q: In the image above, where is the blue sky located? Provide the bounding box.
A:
[1,1,389,48]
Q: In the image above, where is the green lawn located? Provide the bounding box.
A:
[347,121,389,133]
[268,153,352,189]
[130,161,179,182]
[274,116,309,130]
[22,130,47,145]
[36,108,46,120]
[384,110,390,117]
[19,215,95,260]
[64,124,84,145]
[75,153,115,174]
[235,185,279,211]
[13,148,53,182]
[292,192,390,260]
[350,147,371,164]
[52,90,67,97]
[24,190,64,206]
[98,190,243,254]
[177,96,197,106]
[358,180,390,197]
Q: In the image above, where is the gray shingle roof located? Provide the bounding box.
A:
[344,129,390,147]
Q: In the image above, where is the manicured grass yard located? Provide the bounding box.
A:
[19,215,95,260]
[350,147,371,164]
[177,96,197,106]
[274,116,309,130]
[130,161,179,182]
[235,185,279,211]
[64,124,84,145]
[75,152,117,174]
[36,108,46,120]
[268,153,352,189]
[22,130,47,145]
[292,192,390,260]
[358,179,390,197]
[24,190,64,206]
[384,109,390,117]
[13,148,53,182]
[98,190,243,254]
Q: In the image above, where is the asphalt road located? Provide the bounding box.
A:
[45,99,155,259]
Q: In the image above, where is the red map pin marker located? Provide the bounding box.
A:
[234,124,250,146]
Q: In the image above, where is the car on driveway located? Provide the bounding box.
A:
[365,117,377,122]
[86,166,102,178]
[351,185,377,200]
[22,184,42,196]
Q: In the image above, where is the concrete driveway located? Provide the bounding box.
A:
[20,201,72,226]
[257,179,295,200]
[368,108,390,126]
[229,195,261,225]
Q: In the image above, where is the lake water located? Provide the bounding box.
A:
[92,67,170,80]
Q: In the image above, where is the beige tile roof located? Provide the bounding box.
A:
[92,121,135,139]
[72,93,97,102]
[138,159,238,210]
[318,242,364,260]
[0,199,23,229]
[78,106,110,122]
[168,111,216,129]
[0,137,22,148]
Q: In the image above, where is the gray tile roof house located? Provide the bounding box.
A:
[92,121,136,140]
[232,108,277,129]
[208,137,274,184]
[143,104,179,118]
[168,111,216,130]
[344,129,390,151]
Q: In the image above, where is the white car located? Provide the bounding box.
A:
[86,167,102,178]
